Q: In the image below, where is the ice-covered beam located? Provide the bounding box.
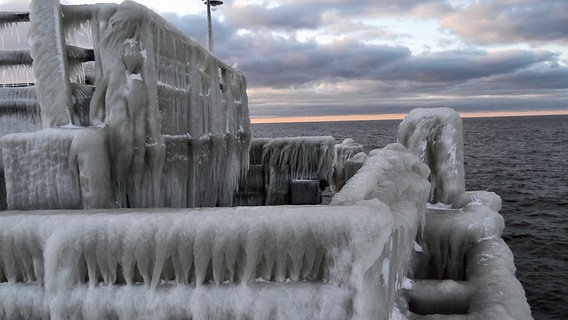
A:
[398,108,465,204]
[406,239,532,320]
[29,0,74,127]
[0,51,32,66]
[0,12,30,24]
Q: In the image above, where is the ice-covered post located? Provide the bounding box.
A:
[397,108,466,204]
[29,0,74,127]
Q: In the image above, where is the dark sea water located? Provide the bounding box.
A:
[252,115,568,320]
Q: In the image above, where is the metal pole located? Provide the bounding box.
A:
[206,0,213,52]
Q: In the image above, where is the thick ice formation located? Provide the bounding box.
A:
[29,0,75,127]
[344,152,368,183]
[398,108,465,204]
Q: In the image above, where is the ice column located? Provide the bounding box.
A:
[397,108,465,204]
[29,0,74,127]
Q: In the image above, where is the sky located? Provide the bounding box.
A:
[2,0,568,121]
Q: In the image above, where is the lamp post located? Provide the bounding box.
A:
[203,0,223,53]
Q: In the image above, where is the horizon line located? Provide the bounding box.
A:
[250,110,568,124]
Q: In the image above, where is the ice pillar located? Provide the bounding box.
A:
[29,0,74,127]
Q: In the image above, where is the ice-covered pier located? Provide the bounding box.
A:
[0,1,532,319]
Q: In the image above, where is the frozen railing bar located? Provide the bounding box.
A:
[0,48,94,67]
[29,0,75,127]
[331,143,431,318]
[66,46,95,63]
[0,12,30,24]
[0,51,32,66]
[0,205,392,319]
[0,282,350,319]
[406,238,532,320]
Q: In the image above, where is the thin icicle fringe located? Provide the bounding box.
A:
[261,136,334,205]
[162,133,250,208]
[0,65,34,85]
[262,136,335,181]
[61,5,94,49]
[0,205,390,319]
[0,21,28,49]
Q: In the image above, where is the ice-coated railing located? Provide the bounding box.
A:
[0,206,386,319]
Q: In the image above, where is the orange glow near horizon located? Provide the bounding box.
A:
[250,110,568,124]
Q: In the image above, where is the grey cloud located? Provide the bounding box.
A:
[441,0,568,44]
[223,3,322,30]
[226,34,411,88]
[378,49,557,82]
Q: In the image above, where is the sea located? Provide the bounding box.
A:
[252,115,568,320]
